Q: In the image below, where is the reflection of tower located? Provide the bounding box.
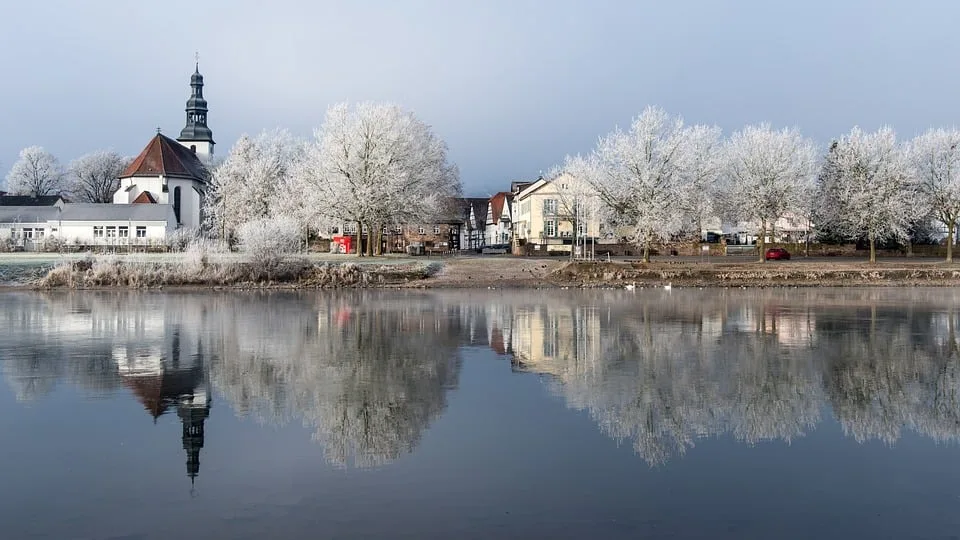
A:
[179,386,211,484]
[114,324,212,484]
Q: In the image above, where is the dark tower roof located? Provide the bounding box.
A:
[121,133,209,182]
[177,64,215,144]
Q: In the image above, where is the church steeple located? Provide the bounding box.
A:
[178,388,211,484]
[177,60,215,157]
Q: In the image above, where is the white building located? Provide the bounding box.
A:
[484,191,513,246]
[0,64,214,249]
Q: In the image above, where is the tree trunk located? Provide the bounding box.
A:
[366,222,374,257]
[948,219,956,263]
[642,241,650,263]
[757,221,766,263]
[356,220,363,257]
[869,234,876,263]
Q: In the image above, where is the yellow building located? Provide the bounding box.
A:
[513,174,602,254]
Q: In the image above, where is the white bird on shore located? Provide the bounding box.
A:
[625,282,636,291]
[664,282,672,291]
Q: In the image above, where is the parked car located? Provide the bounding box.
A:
[765,247,791,261]
[481,244,509,255]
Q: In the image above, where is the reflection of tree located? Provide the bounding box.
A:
[509,289,960,465]
[0,292,123,400]
[205,293,463,468]
[6,288,960,469]
[822,302,960,445]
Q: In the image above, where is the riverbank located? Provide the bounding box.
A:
[6,253,960,289]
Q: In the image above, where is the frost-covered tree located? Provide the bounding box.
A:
[237,216,302,274]
[719,124,817,262]
[67,150,127,203]
[829,127,918,263]
[295,102,461,256]
[589,106,694,262]
[4,146,66,196]
[813,141,848,244]
[205,129,304,241]
[911,128,960,262]
[679,124,724,240]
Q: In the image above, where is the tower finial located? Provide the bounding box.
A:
[157,126,162,134]
[194,51,199,71]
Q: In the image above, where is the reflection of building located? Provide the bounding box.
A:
[510,305,601,376]
[116,326,212,484]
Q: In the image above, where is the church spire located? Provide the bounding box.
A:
[177,60,215,156]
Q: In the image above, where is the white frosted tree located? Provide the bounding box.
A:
[68,150,127,203]
[679,124,724,240]
[830,126,918,263]
[589,106,694,262]
[205,129,304,242]
[295,102,460,256]
[4,146,66,197]
[719,124,817,262]
[911,128,960,262]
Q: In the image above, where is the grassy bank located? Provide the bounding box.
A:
[551,260,960,288]
[29,256,440,289]
[13,254,960,290]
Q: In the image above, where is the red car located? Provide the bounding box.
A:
[765,247,791,261]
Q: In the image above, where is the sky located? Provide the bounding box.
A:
[1,0,959,196]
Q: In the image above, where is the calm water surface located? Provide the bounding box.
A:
[2,288,960,539]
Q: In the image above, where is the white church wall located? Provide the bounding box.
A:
[58,221,171,246]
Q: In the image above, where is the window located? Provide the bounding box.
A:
[118,226,129,238]
[382,226,388,234]
[543,199,557,216]
[173,186,182,224]
[344,223,357,234]
[452,226,459,234]
[136,226,147,238]
[93,226,104,239]
[394,225,403,234]
[434,225,441,234]
[35,229,44,239]
[544,219,557,237]
[418,226,425,234]
[106,226,117,238]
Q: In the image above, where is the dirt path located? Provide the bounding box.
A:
[411,256,567,288]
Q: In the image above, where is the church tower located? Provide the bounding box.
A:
[177,63,215,157]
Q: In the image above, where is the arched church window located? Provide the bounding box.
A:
[173,186,182,224]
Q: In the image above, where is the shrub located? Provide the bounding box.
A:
[237,217,301,275]
[166,227,199,252]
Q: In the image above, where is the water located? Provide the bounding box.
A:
[1,288,960,539]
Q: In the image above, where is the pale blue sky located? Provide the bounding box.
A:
[1,0,958,195]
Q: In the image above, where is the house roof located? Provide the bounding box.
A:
[470,199,488,230]
[0,195,64,206]
[0,206,60,224]
[132,191,157,204]
[488,192,513,225]
[515,178,549,200]
[122,367,204,419]
[457,197,488,229]
[59,203,174,222]
[120,133,209,182]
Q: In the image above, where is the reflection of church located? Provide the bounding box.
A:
[114,325,211,484]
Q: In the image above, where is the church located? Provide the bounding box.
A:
[0,65,216,249]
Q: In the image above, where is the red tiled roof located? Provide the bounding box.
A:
[131,191,157,204]
[121,133,209,181]
[489,192,512,225]
[122,367,204,420]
